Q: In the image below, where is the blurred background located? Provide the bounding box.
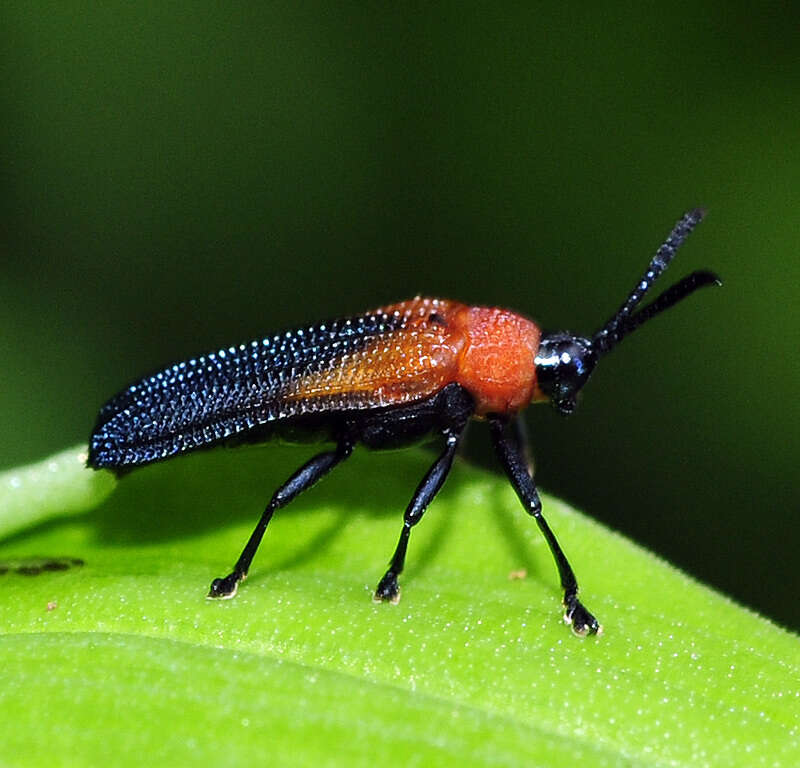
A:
[2,3,798,629]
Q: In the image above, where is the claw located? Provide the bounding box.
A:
[374,571,401,604]
[207,573,241,599]
[564,596,601,636]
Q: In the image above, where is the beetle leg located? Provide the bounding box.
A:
[208,436,353,599]
[509,411,534,475]
[488,415,600,636]
[374,425,465,603]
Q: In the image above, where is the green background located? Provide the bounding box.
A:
[2,2,798,631]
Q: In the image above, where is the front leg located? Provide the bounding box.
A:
[489,415,600,636]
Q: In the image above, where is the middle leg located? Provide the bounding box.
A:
[374,425,465,603]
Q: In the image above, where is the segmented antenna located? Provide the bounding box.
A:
[592,209,720,356]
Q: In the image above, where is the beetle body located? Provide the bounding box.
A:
[89,298,541,470]
[89,210,720,636]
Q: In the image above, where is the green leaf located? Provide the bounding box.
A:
[1,445,798,766]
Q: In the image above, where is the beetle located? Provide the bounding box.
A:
[89,209,719,635]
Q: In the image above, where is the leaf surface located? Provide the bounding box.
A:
[1,445,797,766]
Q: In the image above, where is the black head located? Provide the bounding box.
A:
[534,208,721,416]
[534,332,597,415]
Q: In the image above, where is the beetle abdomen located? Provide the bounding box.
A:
[89,298,465,469]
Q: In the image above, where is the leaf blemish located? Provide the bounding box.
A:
[0,557,85,577]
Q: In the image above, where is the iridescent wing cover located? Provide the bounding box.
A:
[89,298,467,468]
